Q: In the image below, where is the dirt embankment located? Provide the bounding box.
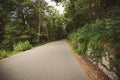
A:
[74,55,110,80]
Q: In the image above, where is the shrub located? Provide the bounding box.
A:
[0,50,10,59]
[14,41,32,52]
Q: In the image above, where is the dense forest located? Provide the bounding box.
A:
[0,0,66,58]
[0,0,120,79]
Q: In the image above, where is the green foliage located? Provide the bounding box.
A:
[68,18,120,58]
[0,41,32,59]
[68,18,120,77]
[0,50,11,59]
[0,0,39,49]
[0,0,66,60]
[13,41,32,52]
[46,6,66,40]
[68,24,90,55]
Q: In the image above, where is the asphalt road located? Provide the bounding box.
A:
[0,40,88,80]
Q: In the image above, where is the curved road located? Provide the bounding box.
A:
[0,40,88,80]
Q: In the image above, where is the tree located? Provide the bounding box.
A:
[46,6,66,40]
[0,0,16,43]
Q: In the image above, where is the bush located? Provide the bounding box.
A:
[14,41,32,52]
[68,24,90,55]
[0,50,10,59]
[69,18,120,55]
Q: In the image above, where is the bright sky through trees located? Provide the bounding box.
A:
[45,0,64,14]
